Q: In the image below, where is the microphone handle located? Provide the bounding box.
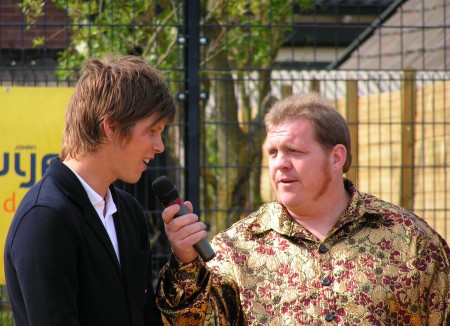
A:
[174,202,216,262]
[194,238,216,262]
[175,202,191,216]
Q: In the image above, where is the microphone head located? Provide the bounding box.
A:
[152,176,179,206]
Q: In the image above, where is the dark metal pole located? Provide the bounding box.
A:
[183,0,200,213]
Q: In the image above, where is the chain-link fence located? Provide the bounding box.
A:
[1,0,449,324]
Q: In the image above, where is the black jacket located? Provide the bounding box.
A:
[4,158,163,325]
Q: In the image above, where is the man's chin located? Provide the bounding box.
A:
[277,195,298,208]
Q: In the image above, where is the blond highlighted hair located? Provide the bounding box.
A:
[61,56,176,160]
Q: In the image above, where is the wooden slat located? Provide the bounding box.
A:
[309,79,320,93]
[346,80,359,185]
[400,69,416,210]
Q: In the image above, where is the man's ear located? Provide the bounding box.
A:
[103,119,116,140]
[331,144,347,171]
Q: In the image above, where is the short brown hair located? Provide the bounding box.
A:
[264,93,352,172]
[61,56,176,160]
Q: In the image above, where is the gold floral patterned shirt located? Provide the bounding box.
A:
[157,180,450,325]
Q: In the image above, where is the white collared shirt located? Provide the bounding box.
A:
[69,169,120,263]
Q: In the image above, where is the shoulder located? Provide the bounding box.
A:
[359,191,449,251]
[15,175,71,220]
[6,179,75,251]
[362,192,427,229]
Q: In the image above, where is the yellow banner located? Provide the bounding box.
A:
[0,86,73,284]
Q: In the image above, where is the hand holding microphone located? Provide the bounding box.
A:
[152,176,216,262]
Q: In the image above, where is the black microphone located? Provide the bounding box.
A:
[151,176,216,262]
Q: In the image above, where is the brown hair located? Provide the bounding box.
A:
[264,93,352,172]
[61,56,176,160]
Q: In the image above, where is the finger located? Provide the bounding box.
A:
[172,229,208,250]
[161,205,181,225]
[164,214,202,239]
[183,201,193,213]
[171,228,208,264]
[167,221,206,241]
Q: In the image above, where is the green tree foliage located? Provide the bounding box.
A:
[20,0,312,234]
[20,0,183,78]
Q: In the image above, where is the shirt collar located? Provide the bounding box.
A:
[250,178,382,237]
[67,167,117,217]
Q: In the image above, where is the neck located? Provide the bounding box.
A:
[63,155,111,198]
[290,182,351,241]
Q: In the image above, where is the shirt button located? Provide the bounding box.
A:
[325,313,334,322]
[319,244,328,253]
[322,277,332,286]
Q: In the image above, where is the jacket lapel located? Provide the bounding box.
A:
[48,158,123,276]
[81,201,123,275]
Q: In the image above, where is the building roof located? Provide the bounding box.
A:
[329,0,450,70]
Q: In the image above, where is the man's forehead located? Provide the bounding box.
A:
[267,118,312,133]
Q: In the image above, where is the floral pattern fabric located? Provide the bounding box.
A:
[157,179,450,325]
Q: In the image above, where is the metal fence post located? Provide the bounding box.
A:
[183,0,200,213]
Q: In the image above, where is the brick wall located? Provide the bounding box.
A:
[0,0,69,49]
